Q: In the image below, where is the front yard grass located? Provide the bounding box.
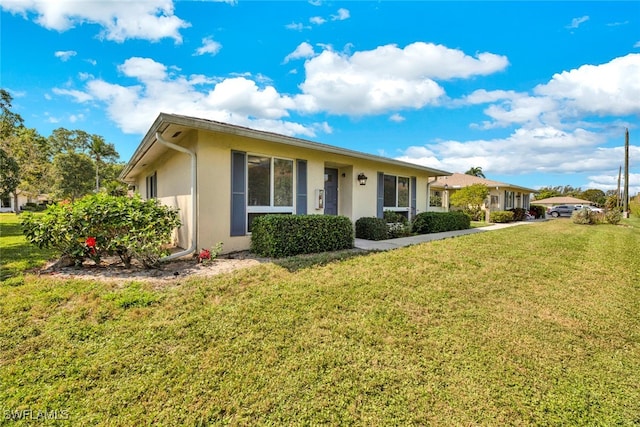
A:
[1,216,639,425]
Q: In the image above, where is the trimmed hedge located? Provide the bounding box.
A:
[355,217,388,241]
[490,211,514,223]
[250,215,354,257]
[411,211,470,234]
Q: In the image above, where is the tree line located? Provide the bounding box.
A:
[0,89,126,210]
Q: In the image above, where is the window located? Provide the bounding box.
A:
[429,190,442,207]
[383,174,410,209]
[504,191,515,209]
[247,155,294,231]
[146,172,157,199]
[0,197,10,208]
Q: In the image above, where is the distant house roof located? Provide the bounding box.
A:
[531,196,594,205]
[430,173,536,193]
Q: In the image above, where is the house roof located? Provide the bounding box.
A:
[531,196,594,205]
[430,173,536,193]
[120,113,453,182]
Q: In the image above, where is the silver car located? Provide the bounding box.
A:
[547,205,577,217]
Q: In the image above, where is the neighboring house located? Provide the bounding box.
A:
[429,173,536,213]
[530,196,594,208]
[120,113,452,254]
[0,192,30,213]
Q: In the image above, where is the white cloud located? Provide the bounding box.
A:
[285,22,307,31]
[586,172,640,195]
[295,42,508,115]
[309,16,325,25]
[52,87,93,102]
[389,113,405,123]
[54,50,76,61]
[283,42,315,63]
[194,37,222,56]
[331,8,349,21]
[0,0,206,42]
[566,15,589,29]
[396,126,620,175]
[535,53,640,116]
[55,56,329,138]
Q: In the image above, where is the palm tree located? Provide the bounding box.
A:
[465,166,486,178]
[86,135,119,192]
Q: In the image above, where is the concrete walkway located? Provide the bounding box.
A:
[354,221,537,251]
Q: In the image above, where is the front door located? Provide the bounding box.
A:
[324,168,338,215]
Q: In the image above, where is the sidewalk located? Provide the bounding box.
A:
[354,221,537,251]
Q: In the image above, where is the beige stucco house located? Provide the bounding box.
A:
[120,113,452,255]
[429,173,536,214]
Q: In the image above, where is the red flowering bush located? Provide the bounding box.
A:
[22,193,181,268]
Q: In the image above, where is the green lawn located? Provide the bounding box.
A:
[1,215,639,425]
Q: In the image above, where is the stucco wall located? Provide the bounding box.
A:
[133,128,440,254]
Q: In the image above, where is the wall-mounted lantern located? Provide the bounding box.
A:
[357,173,368,186]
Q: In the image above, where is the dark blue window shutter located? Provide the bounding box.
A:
[411,176,417,219]
[296,159,307,215]
[377,172,384,218]
[230,151,246,236]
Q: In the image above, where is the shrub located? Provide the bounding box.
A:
[355,217,389,241]
[21,194,181,268]
[383,211,411,238]
[251,215,354,257]
[529,205,546,219]
[490,211,514,223]
[508,207,528,221]
[605,209,622,225]
[572,208,593,225]
[411,211,471,234]
[630,200,640,218]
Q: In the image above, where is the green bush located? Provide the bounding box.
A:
[572,208,593,225]
[411,211,471,234]
[383,211,411,238]
[630,200,640,218]
[490,211,514,223]
[529,205,546,219]
[508,207,528,221]
[21,194,181,268]
[251,215,354,257]
[605,209,622,225]
[355,217,389,241]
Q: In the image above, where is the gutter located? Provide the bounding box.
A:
[155,131,198,262]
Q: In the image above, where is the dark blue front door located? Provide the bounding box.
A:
[324,168,338,215]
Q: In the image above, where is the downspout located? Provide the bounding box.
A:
[155,131,198,261]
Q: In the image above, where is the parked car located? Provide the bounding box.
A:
[574,204,604,213]
[547,205,577,217]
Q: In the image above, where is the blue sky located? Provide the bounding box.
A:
[2,0,639,195]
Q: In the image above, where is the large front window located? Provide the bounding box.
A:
[247,155,294,231]
[384,174,409,208]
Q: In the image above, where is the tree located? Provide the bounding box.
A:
[450,183,490,221]
[0,148,20,201]
[580,189,606,206]
[534,186,562,200]
[51,152,95,201]
[85,134,119,191]
[465,166,486,178]
[2,127,52,209]
[1,89,24,140]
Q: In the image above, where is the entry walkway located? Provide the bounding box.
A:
[354,221,537,251]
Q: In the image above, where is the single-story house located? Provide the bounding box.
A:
[429,173,536,213]
[120,113,452,255]
[0,192,45,213]
[530,196,594,208]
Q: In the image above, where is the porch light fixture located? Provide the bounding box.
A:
[357,173,368,185]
